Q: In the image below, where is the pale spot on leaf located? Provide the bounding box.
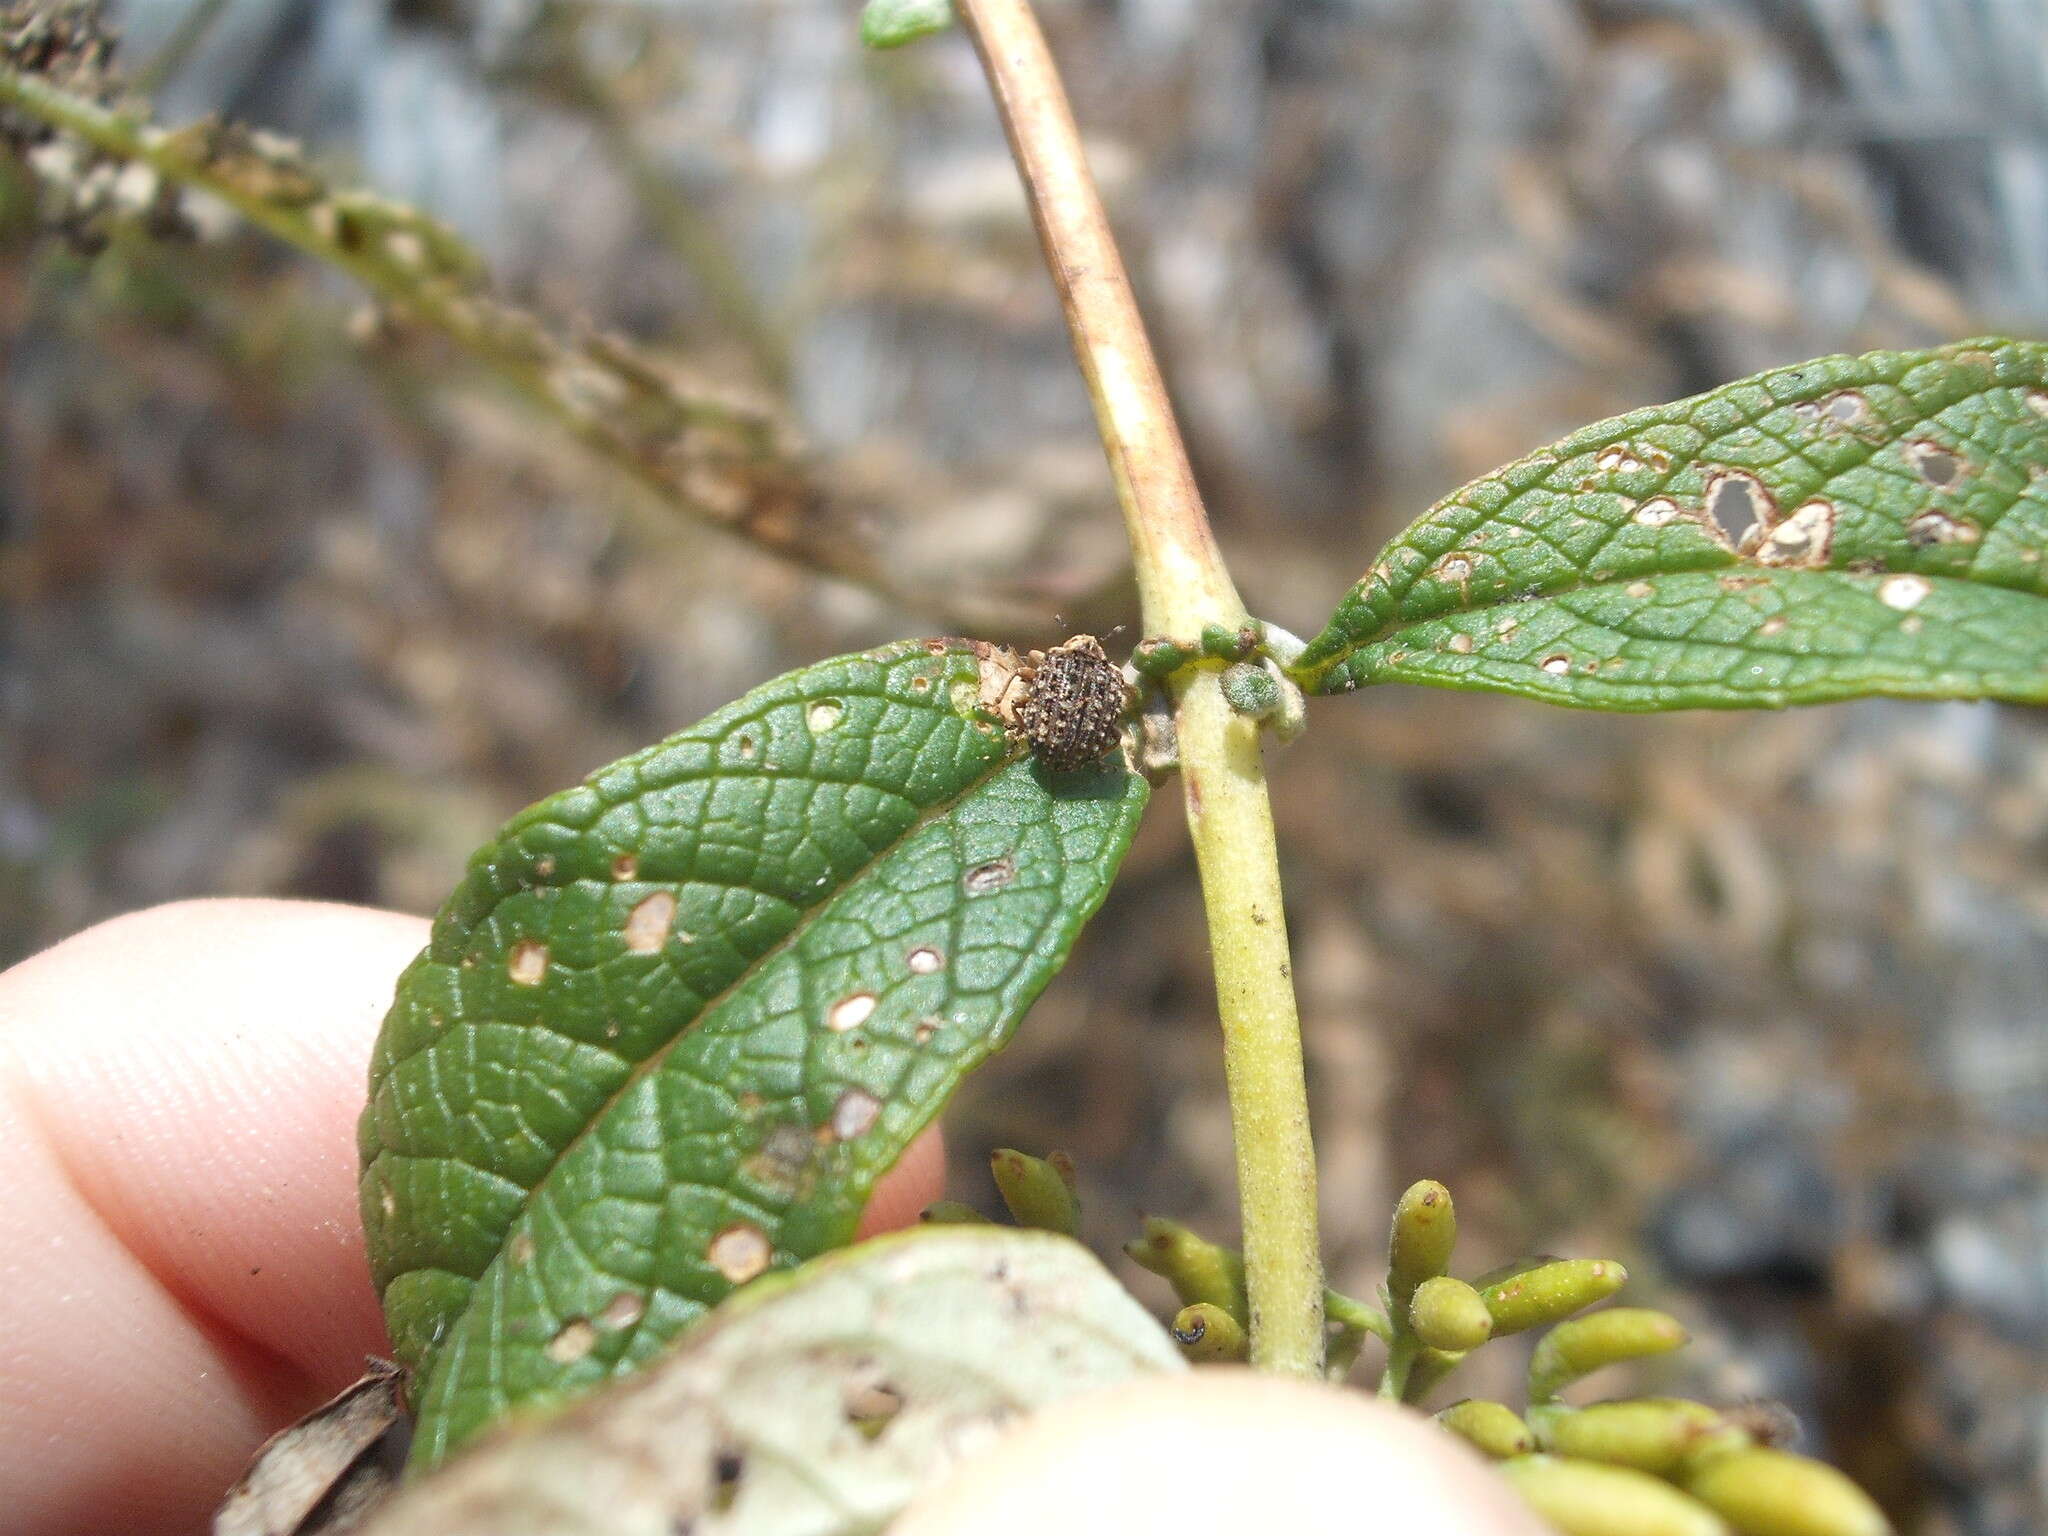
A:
[623,892,676,954]
[545,1318,597,1363]
[907,946,944,974]
[1879,574,1932,611]
[597,1291,646,1330]
[828,992,878,1032]
[1754,500,1836,568]
[707,1223,773,1284]
[807,700,845,733]
[507,939,549,987]
[829,1088,883,1141]
[964,858,1016,895]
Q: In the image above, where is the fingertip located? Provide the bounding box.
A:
[857,1122,948,1238]
[893,1370,1546,1536]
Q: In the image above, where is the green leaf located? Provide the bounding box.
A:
[357,639,1148,1469]
[1292,338,2048,709]
[860,0,955,49]
[357,1228,1183,1536]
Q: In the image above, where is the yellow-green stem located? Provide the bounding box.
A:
[955,0,1324,1375]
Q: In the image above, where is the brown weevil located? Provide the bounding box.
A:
[984,634,1130,771]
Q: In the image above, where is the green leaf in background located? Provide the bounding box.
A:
[358,640,1148,1468]
[1291,338,2048,710]
[357,1228,1183,1536]
[860,0,955,50]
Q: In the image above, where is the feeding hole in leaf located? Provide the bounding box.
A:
[907,945,943,974]
[1879,574,1932,611]
[623,891,676,953]
[964,857,1016,895]
[1703,470,1773,551]
[706,1223,773,1284]
[1633,497,1682,527]
[506,939,549,987]
[807,699,845,733]
[1540,655,1572,676]
[544,1317,597,1364]
[829,1088,882,1141]
[1907,440,1964,489]
[828,992,878,1032]
[610,852,639,881]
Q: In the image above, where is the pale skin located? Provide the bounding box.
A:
[0,900,1538,1536]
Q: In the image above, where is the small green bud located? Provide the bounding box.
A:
[1170,1302,1249,1363]
[1680,1447,1891,1536]
[1409,1275,1494,1353]
[1529,1398,1725,1475]
[1482,1258,1627,1336]
[1438,1399,1536,1459]
[918,1200,990,1225]
[1199,620,1262,660]
[1124,1217,1248,1320]
[859,0,954,49]
[990,1148,1079,1235]
[1132,637,1192,679]
[1528,1308,1689,1402]
[1221,660,1282,719]
[1387,1179,1457,1316]
[1499,1455,1732,1536]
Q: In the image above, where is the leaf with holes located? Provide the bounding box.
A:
[1290,338,2048,710]
[358,639,1148,1468]
[356,1228,1182,1536]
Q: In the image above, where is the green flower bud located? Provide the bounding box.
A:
[918,1200,990,1225]
[1529,1398,1725,1475]
[1171,1302,1249,1363]
[1124,1217,1248,1320]
[1528,1308,1689,1402]
[1482,1258,1626,1336]
[1438,1399,1536,1459]
[1410,1275,1494,1353]
[1681,1447,1891,1536]
[1499,1454,1731,1536]
[1387,1179,1457,1316]
[990,1148,1079,1235]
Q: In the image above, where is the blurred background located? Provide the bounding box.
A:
[1,1,2043,1529]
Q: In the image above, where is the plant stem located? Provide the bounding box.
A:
[952,0,1233,641]
[954,0,1325,1375]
